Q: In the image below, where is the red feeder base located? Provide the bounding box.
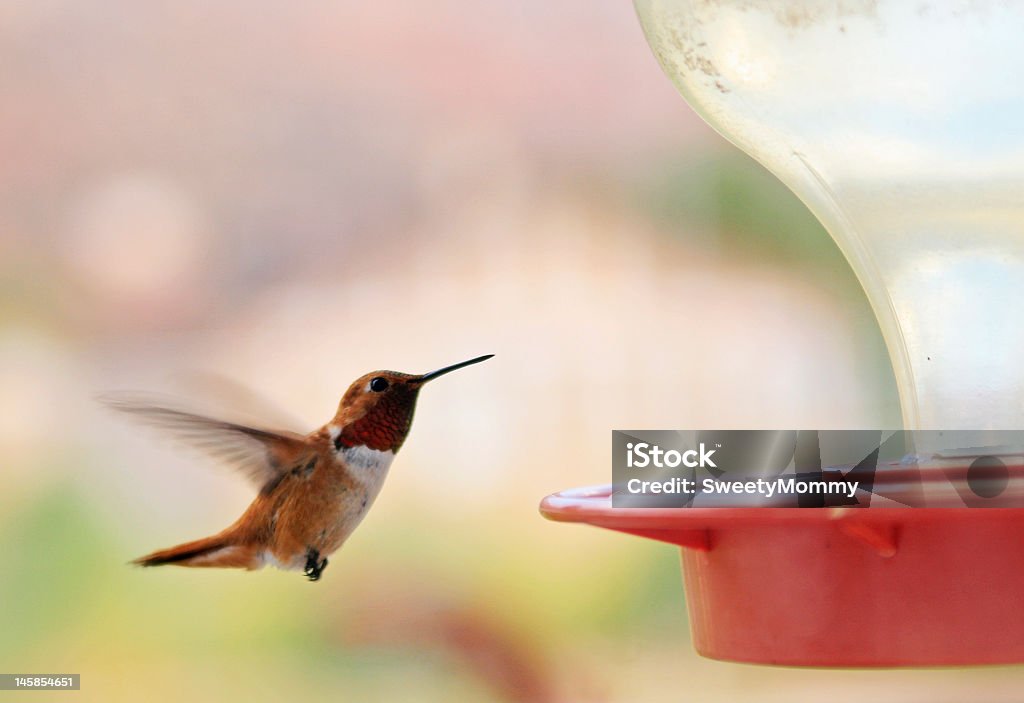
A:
[540,485,1024,666]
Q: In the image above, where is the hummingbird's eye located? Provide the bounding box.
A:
[369,377,389,392]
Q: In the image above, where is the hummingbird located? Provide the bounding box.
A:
[107,354,493,581]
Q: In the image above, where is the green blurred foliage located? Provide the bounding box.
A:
[0,485,111,659]
[637,149,854,275]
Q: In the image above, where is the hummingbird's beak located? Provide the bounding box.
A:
[416,354,494,384]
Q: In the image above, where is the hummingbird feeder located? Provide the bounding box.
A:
[542,1,1024,666]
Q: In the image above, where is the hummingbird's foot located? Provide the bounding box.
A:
[304,548,328,581]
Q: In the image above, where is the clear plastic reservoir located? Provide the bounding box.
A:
[634,0,1024,430]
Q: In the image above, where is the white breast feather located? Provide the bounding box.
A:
[341,444,395,516]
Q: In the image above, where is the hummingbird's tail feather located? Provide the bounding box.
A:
[133,532,260,570]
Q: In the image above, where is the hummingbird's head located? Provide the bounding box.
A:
[331,355,493,453]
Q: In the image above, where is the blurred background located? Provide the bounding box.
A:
[3,1,1016,701]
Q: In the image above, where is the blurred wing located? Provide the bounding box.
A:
[101,393,309,489]
[171,371,307,431]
